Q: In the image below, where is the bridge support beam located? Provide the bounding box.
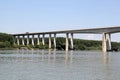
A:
[17,36,20,45]
[106,33,111,51]
[53,34,56,49]
[102,33,107,53]
[22,35,25,45]
[27,35,29,45]
[37,34,40,45]
[66,33,69,51]
[49,34,52,49]
[70,33,74,50]
[42,34,45,45]
[32,35,34,46]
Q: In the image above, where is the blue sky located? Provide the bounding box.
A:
[0,0,120,41]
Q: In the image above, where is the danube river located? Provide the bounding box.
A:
[0,50,120,80]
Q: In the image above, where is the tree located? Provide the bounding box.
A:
[0,33,14,48]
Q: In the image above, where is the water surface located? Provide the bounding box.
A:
[0,50,120,80]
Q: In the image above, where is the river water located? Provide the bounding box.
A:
[0,50,120,80]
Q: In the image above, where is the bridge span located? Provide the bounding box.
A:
[12,26,120,52]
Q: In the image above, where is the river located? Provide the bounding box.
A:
[0,50,120,80]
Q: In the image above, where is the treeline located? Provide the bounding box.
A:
[0,33,120,51]
[0,33,14,48]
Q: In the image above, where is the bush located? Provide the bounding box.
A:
[0,42,6,48]
[0,41,11,48]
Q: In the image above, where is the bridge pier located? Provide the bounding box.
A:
[70,33,74,50]
[13,36,16,45]
[53,34,56,49]
[22,35,25,45]
[66,33,69,51]
[102,33,112,52]
[102,33,107,53]
[37,34,40,45]
[32,35,34,46]
[42,34,45,46]
[106,33,111,51]
[17,36,20,45]
[49,34,52,49]
[27,35,29,45]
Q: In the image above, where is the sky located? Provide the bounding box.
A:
[0,0,120,41]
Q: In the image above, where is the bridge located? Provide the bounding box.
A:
[12,26,120,52]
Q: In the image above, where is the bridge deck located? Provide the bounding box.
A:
[12,26,120,36]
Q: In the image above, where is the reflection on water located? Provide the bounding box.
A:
[0,50,120,80]
[102,52,111,80]
[102,52,111,65]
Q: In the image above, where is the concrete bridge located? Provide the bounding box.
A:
[12,26,120,52]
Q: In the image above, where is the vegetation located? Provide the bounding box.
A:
[0,32,120,51]
[0,33,14,49]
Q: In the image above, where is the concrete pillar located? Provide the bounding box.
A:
[27,35,29,45]
[53,33,56,49]
[13,36,16,45]
[102,33,107,53]
[106,33,111,51]
[66,33,69,51]
[49,34,52,49]
[42,34,45,45]
[17,36,20,45]
[70,33,74,50]
[32,35,34,46]
[37,34,40,45]
[22,35,25,45]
